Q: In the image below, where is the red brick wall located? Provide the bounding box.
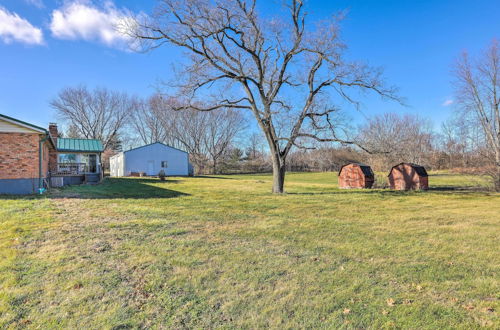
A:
[339,164,363,189]
[388,164,428,190]
[338,164,374,189]
[0,132,45,180]
[49,148,58,173]
[419,176,429,190]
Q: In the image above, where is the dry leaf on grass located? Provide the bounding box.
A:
[343,308,351,315]
[462,303,474,310]
[73,283,83,290]
[386,298,396,306]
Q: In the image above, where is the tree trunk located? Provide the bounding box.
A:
[495,153,500,192]
[271,154,286,193]
[495,168,500,192]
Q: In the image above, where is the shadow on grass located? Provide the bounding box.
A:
[0,194,44,200]
[428,173,457,177]
[195,172,275,179]
[287,186,494,196]
[427,186,492,192]
[48,177,190,199]
[286,189,405,196]
[194,175,234,180]
[118,178,184,184]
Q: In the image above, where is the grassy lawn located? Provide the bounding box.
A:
[0,172,498,328]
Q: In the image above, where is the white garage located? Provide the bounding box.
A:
[110,142,191,177]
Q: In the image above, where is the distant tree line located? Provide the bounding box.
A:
[50,0,499,193]
[49,82,498,191]
[50,82,498,189]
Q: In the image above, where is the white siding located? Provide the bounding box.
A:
[124,143,189,176]
[0,119,39,133]
[109,153,124,177]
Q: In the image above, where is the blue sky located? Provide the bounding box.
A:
[0,0,499,131]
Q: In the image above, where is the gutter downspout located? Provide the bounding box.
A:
[39,135,49,194]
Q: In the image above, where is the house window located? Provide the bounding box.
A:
[161,161,168,168]
[58,153,77,163]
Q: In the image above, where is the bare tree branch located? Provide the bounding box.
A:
[123,0,400,192]
[51,86,133,151]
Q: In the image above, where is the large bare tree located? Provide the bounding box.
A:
[124,0,398,192]
[453,40,500,191]
[51,86,134,151]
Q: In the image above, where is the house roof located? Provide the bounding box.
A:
[0,113,56,148]
[124,142,188,154]
[0,113,48,133]
[57,138,104,152]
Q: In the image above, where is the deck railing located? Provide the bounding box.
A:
[52,163,87,175]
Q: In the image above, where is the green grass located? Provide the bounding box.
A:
[0,172,498,328]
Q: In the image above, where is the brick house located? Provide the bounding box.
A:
[0,114,104,194]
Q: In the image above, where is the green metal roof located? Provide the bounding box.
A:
[57,138,104,152]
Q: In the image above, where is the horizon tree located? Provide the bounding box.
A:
[203,109,246,173]
[63,124,82,139]
[131,94,170,145]
[123,0,399,193]
[168,106,246,174]
[51,86,134,151]
[359,113,434,170]
[452,40,500,191]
